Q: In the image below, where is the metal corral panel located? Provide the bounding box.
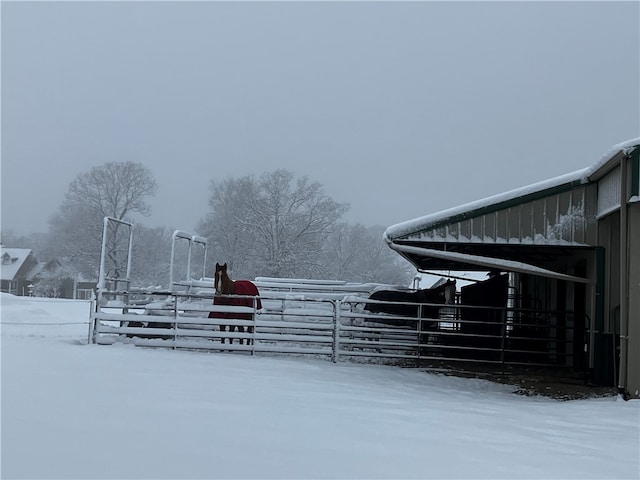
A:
[396,183,598,247]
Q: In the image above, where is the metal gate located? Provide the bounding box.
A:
[90,288,583,369]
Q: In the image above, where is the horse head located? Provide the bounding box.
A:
[443,279,456,305]
[420,279,456,305]
[214,262,234,294]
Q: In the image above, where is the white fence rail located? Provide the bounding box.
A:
[90,288,579,369]
[89,289,437,363]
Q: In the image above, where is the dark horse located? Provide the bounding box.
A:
[364,279,456,333]
[208,263,262,345]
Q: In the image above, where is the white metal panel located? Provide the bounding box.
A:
[597,166,621,218]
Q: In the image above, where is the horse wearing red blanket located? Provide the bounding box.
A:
[209,262,262,345]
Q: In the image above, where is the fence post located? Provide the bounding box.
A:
[173,293,178,350]
[332,300,341,363]
[417,305,423,367]
[251,296,257,356]
[88,297,96,344]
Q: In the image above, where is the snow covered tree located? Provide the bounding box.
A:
[198,175,258,277]
[198,169,348,279]
[130,226,174,288]
[33,259,79,298]
[48,162,157,279]
[322,223,414,285]
[33,267,65,298]
[198,169,412,284]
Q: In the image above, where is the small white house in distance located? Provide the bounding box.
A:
[384,138,640,399]
[0,247,40,296]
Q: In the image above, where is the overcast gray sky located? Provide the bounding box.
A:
[2,1,639,235]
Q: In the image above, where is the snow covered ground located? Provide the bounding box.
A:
[2,293,639,479]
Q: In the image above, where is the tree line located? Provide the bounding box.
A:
[2,162,413,288]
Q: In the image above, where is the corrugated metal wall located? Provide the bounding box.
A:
[597,166,622,218]
[410,184,598,246]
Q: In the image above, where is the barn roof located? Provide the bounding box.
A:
[386,138,640,243]
[384,138,640,282]
[384,168,590,242]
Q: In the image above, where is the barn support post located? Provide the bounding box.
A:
[618,152,629,396]
[587,248,605,381]
[332,300,341,363]
[500,308,507,366]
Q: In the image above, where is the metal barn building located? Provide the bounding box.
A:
[384,138,640,399]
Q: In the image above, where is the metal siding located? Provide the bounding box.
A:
[471,216,483,242]
[448,222,459,241]
[484,212,496,242]
[507,206,520,242]
[558,191,571,241]
[459,219,471,242]
[597,166,621,218]
[572,188,586,244]
[402,185,596,247]
[496,209,508,242]
[627,202,640,398]
[585,184,599,245]
[532,198,546,242]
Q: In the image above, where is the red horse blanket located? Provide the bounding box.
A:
[208,280,262,319]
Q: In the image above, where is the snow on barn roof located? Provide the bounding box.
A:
[385,137,640,242]
[384,167,589,241]
[585,137,640,179]
[0,247,34,281]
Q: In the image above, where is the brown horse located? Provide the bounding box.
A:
[209,263,262,345]
[364,279,456,332]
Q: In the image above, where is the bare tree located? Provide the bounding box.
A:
[251,170,348,277]
[322,223,414,285]
[130,226,173,288]
[198,176,258,277]
[198,169,348,279]
[198,169,412,283]
[65,162,157,219]
[48,162,157,279]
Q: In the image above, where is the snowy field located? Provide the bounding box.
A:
[1,293,639,479]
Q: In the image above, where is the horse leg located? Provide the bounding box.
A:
[419,319,439,355]
[237,325,244,345]
[220,324,226,345]
[247,325,254,346]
